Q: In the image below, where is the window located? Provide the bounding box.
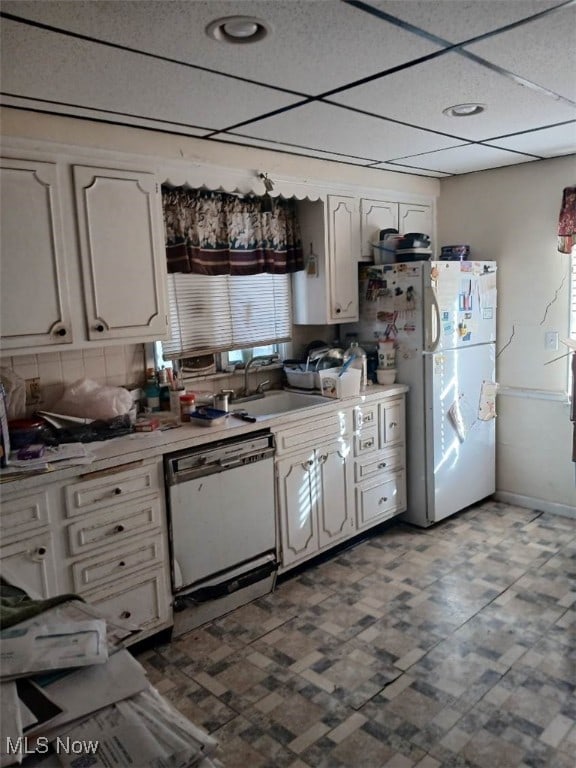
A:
[162,272,292,360]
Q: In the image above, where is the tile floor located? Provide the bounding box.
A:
[137,501,576,768]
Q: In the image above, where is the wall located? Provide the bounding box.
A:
[438,155,576,515]
[1,346,145,415]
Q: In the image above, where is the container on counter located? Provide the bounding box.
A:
[344,340,368,388]
[144,371,161,412]
[179,393,196,422]
[378,339,396,370]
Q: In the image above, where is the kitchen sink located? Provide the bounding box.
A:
[231,391,327,420]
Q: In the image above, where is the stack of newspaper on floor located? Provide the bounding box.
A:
[0,597,223,768]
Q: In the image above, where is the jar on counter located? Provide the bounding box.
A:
[179,393,196,422]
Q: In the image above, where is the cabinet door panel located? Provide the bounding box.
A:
[327,195,359,322]
[1,533,59,599]
[317,445,353,548]
[360,198,399,259]
[277,453,318,568]
[0,158,72,350]
[380,400,405,447]
[399,203,433,242]
[73,165,167,341]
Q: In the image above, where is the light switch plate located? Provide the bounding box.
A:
[544,331,559,351]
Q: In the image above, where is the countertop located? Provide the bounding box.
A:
[0,384,408,494]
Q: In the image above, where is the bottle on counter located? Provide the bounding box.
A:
[344,340,368,388]
[145,369,161,412]
[170,371,186,418]
[179,393,196,422]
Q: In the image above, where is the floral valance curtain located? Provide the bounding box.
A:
[557,186,576,253]
[162,187,304,276]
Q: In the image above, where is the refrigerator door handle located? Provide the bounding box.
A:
[426,286,442,352]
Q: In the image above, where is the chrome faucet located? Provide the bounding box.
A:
[241,354,279,398]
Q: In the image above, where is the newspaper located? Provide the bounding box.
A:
[57,684,222,768]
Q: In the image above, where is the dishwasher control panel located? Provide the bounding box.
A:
[165,430,274,484]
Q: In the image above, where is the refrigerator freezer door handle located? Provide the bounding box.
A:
[426,286,442,352]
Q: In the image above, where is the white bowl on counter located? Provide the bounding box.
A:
[376,368,397,385]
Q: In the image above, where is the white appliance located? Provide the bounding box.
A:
[348,260,497,527]
[165,431,277,635]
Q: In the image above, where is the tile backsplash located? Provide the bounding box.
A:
[0,345,146,414]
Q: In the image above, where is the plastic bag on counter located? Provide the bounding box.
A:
[52,378,133,421]
[0,368,26,419]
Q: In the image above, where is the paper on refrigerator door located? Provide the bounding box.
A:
[448,399,467,443]
[478,381,498,420]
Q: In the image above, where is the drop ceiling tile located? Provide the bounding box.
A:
[330,52,576,141]
[215,134,376,165]
[224,102,466,161]
[368,0,566,43]
[0,94,212,138]
[465,5,576,101]
[487,122,576,158]
[0,19,301,130]
[218,132,447,176]
[1,0,442,94]
[385,144,537,175]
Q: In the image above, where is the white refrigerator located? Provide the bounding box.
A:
[348,260,498,527]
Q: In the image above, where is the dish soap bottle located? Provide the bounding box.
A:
[344,340,368,388]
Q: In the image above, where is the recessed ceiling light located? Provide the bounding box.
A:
[443,103,486,117]
[206,15,271,44]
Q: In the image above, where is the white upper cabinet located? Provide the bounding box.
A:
[360,198,434,260]
[0,152,169,355]
[327,195,360,322]
[360,198,399,259]
[293,195,360,325]
[73,165,168,342]
[0,158,73,351]
[398,202,433,241]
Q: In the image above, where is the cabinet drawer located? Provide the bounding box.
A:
[354,427,378,456]
[85,567,170,632]
[356,471,406,530]
[0,491,50,543]
[380,400,405,446]
[65,462,158,517]
[71,535,164,593]
[355,447,403,482]
[274,409,351,454]
[353,402,377,431]
[66,495,161,556]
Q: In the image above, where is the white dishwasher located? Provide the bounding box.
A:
[164,430,277,634]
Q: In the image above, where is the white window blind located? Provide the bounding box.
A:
[163,273,292,358]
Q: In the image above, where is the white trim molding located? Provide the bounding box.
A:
[495,491,575,519]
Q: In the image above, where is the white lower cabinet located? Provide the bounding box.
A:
[59,459,172,640]
[0,459,172,643]
[276,439,354,570]
[354,396,407,530]
[274,391,407,573]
